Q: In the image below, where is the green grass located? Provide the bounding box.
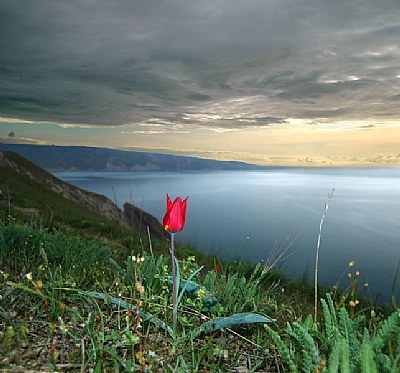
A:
[1,218,399,372]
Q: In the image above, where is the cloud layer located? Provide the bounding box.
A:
[1,0,400,131]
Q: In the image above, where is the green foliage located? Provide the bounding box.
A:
[264,294,400,372]
[0,222,111,286]
[82,290,174,336]
[361,342,378,373]
[1,215,399,372]
[286,316,321,372]
[201,262,277,315]
[264,323,298,373]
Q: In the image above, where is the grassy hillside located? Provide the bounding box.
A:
[0,152,399,372]
[0,151,118,229]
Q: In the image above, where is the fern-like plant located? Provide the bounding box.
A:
[264,294,400,372]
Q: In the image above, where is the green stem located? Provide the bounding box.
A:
[170,232,177,331]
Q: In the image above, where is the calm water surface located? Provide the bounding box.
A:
[55,168,400,302]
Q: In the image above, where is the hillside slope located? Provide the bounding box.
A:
[0,151,167,238]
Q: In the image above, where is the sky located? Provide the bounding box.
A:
[1,0,400,166]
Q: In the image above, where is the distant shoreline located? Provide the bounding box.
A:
[1,140,400,168]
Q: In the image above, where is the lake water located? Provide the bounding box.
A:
[54,168,400,302]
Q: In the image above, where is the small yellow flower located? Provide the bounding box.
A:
[347,273,352,279]
[363,283,369,287]
[348,261,355,267]
[355,271,360,277]
[36,280,43,289]
[355,300,360,305]
[25,273,33,281]
[371,310,376,317]
[197,288,206,299]
[349,300,356,307]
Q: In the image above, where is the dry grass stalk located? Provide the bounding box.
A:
[314,189,334,323]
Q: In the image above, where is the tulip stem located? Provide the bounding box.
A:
[170,232,178,331]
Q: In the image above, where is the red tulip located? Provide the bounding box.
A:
[163,194,188,233]
[215,264,221,273]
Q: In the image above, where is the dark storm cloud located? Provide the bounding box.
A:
[1,0,400,127]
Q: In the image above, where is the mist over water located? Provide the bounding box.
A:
[55,168,400,302]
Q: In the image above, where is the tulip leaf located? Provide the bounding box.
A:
[178,278,200,293]
[192,312,274,337]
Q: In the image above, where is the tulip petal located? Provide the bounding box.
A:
[163,195,188,232]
